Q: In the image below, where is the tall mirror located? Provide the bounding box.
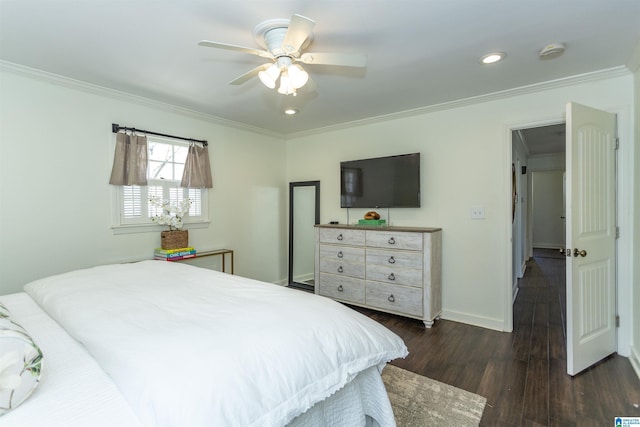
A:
[288,181,320,291]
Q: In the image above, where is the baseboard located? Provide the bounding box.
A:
[440,309,505,332]
[630,346,640,381]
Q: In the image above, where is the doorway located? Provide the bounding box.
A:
[510,104,620,375]
[511,123,566,302]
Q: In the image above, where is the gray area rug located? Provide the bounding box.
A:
[382,365,486,427]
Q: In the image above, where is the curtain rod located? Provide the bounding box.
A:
[112,123,208,146]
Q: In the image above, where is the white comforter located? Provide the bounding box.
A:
[24,261,407,427]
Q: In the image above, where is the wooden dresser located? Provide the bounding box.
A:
[315,224,442,327]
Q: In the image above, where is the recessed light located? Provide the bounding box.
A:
[284,109,297,115]
[480,52,505,64]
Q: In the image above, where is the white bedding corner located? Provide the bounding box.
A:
[0,292,144,427]
[23,261,408,427]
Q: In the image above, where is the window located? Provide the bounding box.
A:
[113,137,209,233]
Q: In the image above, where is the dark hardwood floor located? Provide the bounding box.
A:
[353,252,640,426]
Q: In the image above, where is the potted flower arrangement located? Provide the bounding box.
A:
[149,196,192,249]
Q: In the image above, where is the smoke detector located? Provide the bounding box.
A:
[539,43,565,59]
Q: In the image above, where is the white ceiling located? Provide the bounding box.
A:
[519,124,566,155]
[1,1,639,142]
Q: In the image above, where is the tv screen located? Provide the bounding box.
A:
[340,153,420,208]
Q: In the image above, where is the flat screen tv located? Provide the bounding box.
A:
[340,153,420,208]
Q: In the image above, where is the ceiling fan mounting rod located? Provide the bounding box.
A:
[263,27,289,57]
[275,55,294,66]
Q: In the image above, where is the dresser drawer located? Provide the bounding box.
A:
[366,281,423,317]
[366,231,423,251]
[366,248,423,270]
[319,244,365,264]
[318,274,365,304]
[366,264,423,287]
[319,228,366,246]
[320,258,365,279]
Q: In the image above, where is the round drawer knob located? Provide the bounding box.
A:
[337,251,344,258]
[388,256,395,264]
[388,237,396,245]
[388,294,395,303]
[337,266,344,273]
[337,234,343,241]
[337,285,344,292]
[388,273,396,281]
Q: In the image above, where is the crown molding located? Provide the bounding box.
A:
[1,60,629,141]
[0,60,284,139]
[286,66,631,140]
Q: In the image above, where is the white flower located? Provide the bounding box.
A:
[0,351,22,390]
[149,197,191,230]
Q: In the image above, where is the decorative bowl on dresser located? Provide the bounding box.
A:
[315,224,442,327]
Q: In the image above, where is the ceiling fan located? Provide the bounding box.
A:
[198,14,367,96]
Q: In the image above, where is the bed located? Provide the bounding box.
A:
[0,261,408,426]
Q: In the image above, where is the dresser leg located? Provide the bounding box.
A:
[423,319,434,328]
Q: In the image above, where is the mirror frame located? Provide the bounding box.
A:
[288,181,320,290]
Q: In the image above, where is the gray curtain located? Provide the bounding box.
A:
[109,133,148,186]
[181,144,213,188]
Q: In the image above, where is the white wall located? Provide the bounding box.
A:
[0,69,287,294]
[1,65,635,351]
[286,72,634,333]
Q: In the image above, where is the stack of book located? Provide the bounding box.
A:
[154,247,196,261]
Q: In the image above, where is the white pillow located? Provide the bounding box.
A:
[0,302,43,415]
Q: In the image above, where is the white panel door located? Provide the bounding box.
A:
[566,102,617,376]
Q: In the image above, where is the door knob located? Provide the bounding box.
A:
[573,248,587,257]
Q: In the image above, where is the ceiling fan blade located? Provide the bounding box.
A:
[299,52,367,67]
[198,40,273,59]
[282,14,315,54]
[229,63,271,85]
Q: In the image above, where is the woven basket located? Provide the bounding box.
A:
[161,230,188,250]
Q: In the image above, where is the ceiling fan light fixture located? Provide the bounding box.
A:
[258,63,281,89]
[288,64,309,89]
[277,69,295,95]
